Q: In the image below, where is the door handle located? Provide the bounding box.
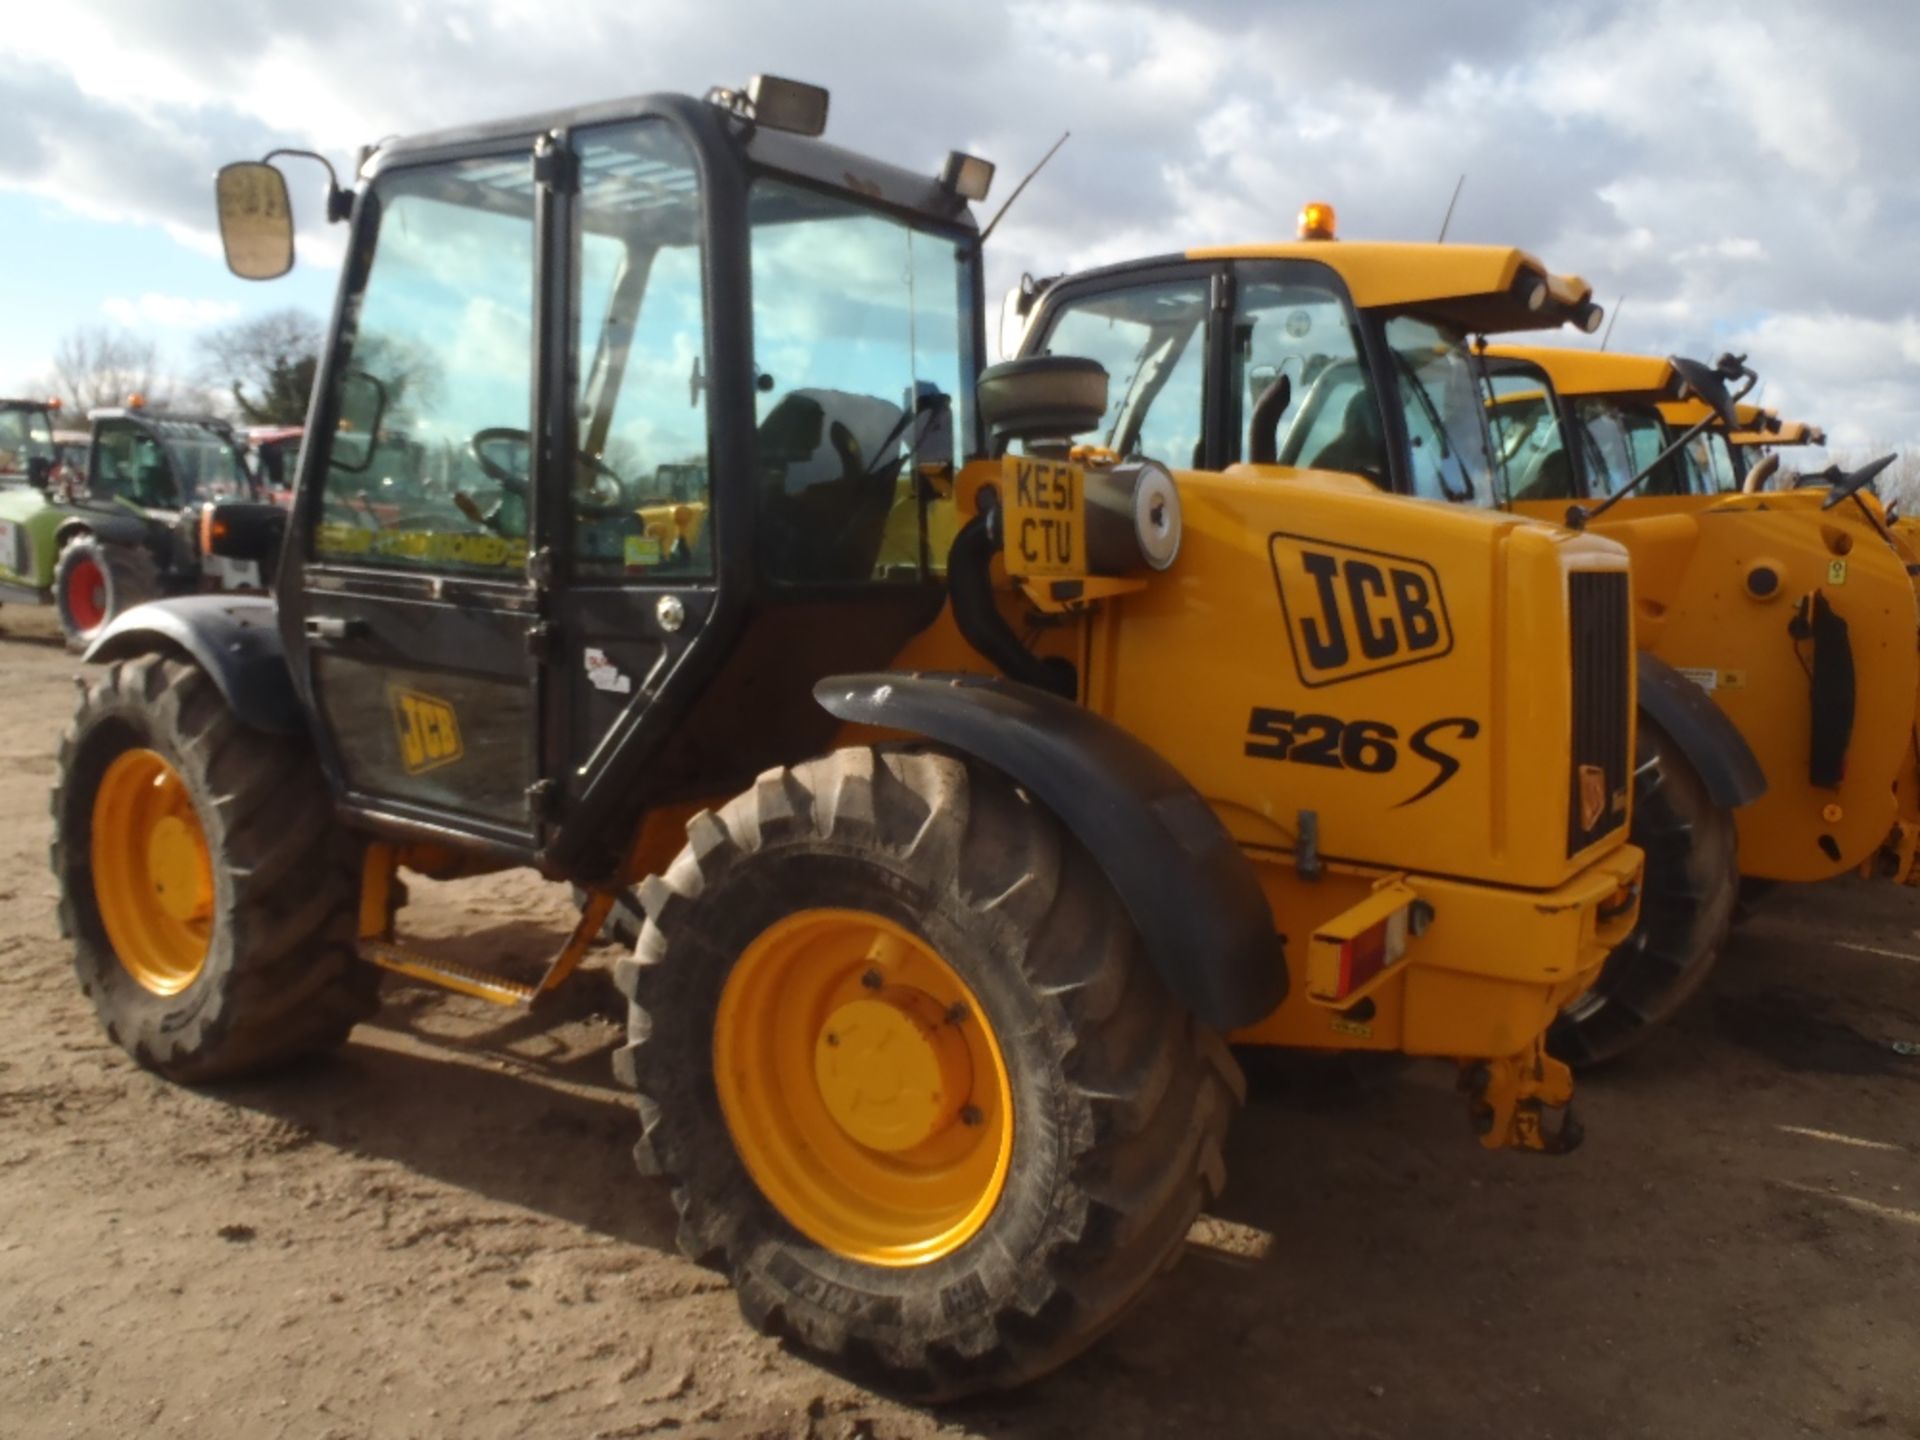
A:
[304,615,367,640]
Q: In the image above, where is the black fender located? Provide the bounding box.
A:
[1637,652,1767,808]
[56,511,151,550]
[84,595,303,737]
[815,671,1286,1031]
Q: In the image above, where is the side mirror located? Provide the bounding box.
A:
[1669,356,1738,429]
[977,356,1109,451]
[25,456,52,491]
[329,370,387,474]
[215,162,295,280]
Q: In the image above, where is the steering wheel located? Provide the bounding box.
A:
[1821,453,1897,511]
[469,427,629,516]
[1741,452,1780,495]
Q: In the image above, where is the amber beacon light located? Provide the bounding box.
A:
[1297,200,1337,240]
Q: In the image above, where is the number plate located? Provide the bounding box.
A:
[0,519,20,577]
[1002,456,1086,578]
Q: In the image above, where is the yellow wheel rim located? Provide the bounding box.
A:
[714,908,1014,1267]
[90,748,213,997]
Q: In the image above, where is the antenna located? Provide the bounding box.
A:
[1436,173,1466,242]
[979,131,1070,247]
[1599,295,1623,350]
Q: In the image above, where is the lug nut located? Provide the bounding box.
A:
[860,968,882,990]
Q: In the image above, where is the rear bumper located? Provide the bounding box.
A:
[1232,840,1644,1061]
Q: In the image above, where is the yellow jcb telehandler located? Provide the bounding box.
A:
[52,94,1640,1397]
[1008,208,1747,1066]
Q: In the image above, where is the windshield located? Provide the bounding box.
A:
[0,405,55,478]
[748,176,975,583]
[1036,279,1208,467]
[1681,428,1740,494]
[1483,373,1576,502]
[91,417,252,508]
[1572,399,1694,497]
[1380,316,1499,505]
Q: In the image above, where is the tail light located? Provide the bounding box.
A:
[1305,881,1425,1004]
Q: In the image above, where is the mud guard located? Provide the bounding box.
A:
[1637,652,1767,809]
[56,511,151,549]
[815,671,1287,1031]
[84,594,303,737]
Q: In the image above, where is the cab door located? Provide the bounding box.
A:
[284,142,552,853]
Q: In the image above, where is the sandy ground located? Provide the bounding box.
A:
[1,601,1916,1440]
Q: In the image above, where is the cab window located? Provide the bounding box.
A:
[573,121,710,579]
[91,420,180,508]
[1574,400,1690,497]
[311,152,537,577]
[0,406,53,477]
[1484,374,1575,502]
[748,178,973,584]
[1681,430,1739,494]
[1234,269,1383,480]
[1034,279,1208,469]
[1382,316,1499,505]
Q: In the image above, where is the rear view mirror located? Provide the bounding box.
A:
[215,162,295,280]
[330,370,386,474]
[1669,356,1738,429]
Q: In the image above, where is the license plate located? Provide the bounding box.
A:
[1002,456,1086,578]
[0,519,19,577]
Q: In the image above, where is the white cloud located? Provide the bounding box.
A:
[100,293,242,328]
[0,0,1915,445]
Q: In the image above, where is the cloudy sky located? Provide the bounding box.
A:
[4,0,1916,451]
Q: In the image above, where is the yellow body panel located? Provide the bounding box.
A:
[1088,464,1632,889]
[1512,490,1920,880]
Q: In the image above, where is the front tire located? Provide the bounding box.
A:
[614,747,1241,1397]
[51,654,379,1081]
[54,536,159,653]
[1549,719,1738,1066]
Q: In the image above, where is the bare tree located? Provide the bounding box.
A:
[43,326,162,413]
[195,309,323,426]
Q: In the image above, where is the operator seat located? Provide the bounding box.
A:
[1307,391,1389,484]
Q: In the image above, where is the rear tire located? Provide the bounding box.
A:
[1549,719,1737,1066]
[55,536,159,653]
[614,747,1242,1398]
[51,654,379,1081]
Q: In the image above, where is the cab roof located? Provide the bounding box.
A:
[366,89,978,234]
[1484,345,1682,401]
[1185,240,1597,334]
[1656,399,1826,446]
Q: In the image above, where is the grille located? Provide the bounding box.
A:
[1567,569,1631,855]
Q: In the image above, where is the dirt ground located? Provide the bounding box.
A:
[1,603,1916,1440]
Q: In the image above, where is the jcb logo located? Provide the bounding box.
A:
[1269,534,1452,687]
[388,686,464,774]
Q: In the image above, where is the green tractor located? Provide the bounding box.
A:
[0,398,77,617]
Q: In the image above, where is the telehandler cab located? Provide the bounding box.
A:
[53,86,1641,1396]
[1008,213,1750,1066]
[1483,344,1920,992]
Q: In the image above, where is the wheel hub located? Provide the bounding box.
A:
[146,814,213,923]
[814,990,972,1152]
[713,907,1014,1266]
[89,748,213,996]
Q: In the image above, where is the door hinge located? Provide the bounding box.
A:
[1211,268,1236,312]
[532,133,577,193]
[525,778,560,819]
[525,620,557,661]
[526,545,556,589]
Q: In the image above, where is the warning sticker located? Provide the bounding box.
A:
[1676,667,1717,692]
